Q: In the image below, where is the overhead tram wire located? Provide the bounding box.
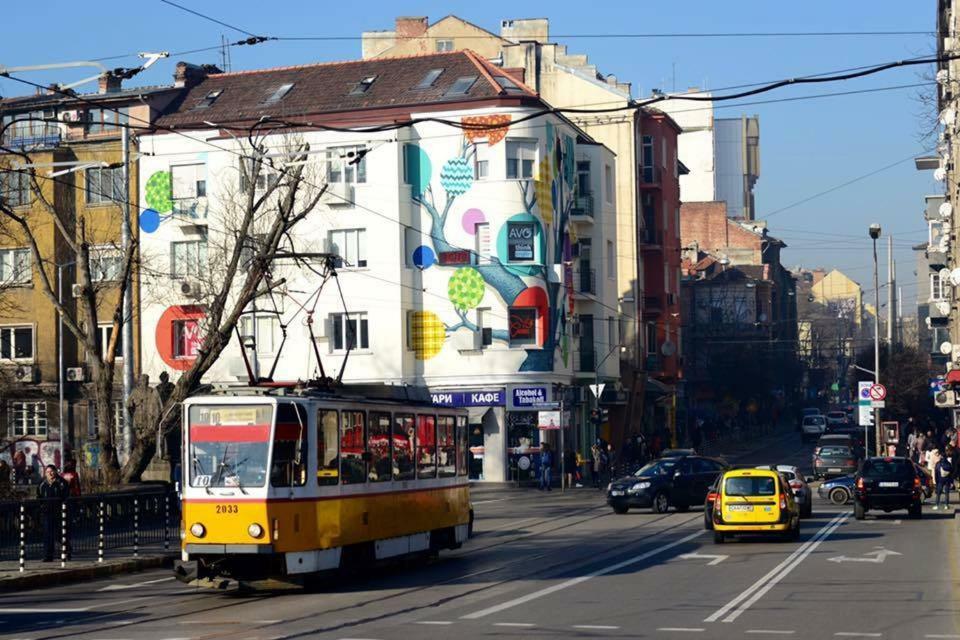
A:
[158,0,266,39]
[278,30,934,41]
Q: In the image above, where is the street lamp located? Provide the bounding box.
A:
[869,223,882,455]
[57,261,76,451]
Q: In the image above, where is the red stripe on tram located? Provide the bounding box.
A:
[189,424,271,442]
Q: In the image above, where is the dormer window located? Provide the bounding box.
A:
[416,68,444,89]
[193,89,223,110]
[262,83,294,104]
[495,76,521,92]
[445,76,477,96]
[350,75,378,95]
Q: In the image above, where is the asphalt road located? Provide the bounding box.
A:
[3,433,959,640]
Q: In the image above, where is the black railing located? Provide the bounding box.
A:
[574,268,597,295]
[572,193,594,217]
[0,487,178,565]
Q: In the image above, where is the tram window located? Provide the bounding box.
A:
[437,416,456,478]
[341,410,366,484]
[393,414,416,481]
[368,412,392,482]
[317,409,339,486]
[271,403,308,488]
[417,415,437,478]
[456,416,468,477]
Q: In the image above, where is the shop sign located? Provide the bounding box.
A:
[510,386,549,409]
[507,222,535,260]
[431,389,505,407]
[439,250,472,266]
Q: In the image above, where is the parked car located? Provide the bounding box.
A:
[607,455,728,514]
[823,425,865,455]
[813,442,858,479]
[854,456,923,520]
[712,468,801,543]
[826,411,849,426]
[766,464,813,518]
[818,475,855,505]
[801,415,827,442]
[661,448,697,458]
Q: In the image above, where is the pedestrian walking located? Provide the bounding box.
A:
[61,459,81,497]
[934,448,954,510]
[36,465,69,562]
[574,450,585,487]
[562,446,576,490]
[591,441,603,488]
[539,443,553,491]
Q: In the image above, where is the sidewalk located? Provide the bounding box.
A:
[0,544,176,592]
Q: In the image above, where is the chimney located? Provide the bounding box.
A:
[173,62,222,88]
[98,73,122,94]
[395,16,428,39]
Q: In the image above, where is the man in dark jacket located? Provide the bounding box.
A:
[37,465,69,562]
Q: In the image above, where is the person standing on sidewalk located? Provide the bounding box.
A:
[591,441,603,488]
[562,446,576,490]
[539,443,553,491]
[934,448,953,510]
[36,465,69,562]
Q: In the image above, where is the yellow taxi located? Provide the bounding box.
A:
[712,467,800,543]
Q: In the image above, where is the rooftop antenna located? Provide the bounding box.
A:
[220,34,232,72]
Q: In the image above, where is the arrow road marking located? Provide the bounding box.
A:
[98,576,175,591]
[679,552,729,566]
[827,546,901,564]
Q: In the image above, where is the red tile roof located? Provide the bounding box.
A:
[157,50,540,129]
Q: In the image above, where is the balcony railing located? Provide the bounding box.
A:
[1,130,61,152]
[573,268,597,295]
[172,196,208,220]
[571,192,594,218]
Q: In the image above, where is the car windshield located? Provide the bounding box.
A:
[779,469,796,481]
[188,404,273,488]
[725,476,776,496]
[861,459,912,477]
[635,459,677,477]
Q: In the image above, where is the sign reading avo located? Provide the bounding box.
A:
[156,305,206,370]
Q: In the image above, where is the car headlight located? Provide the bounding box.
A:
[189,523,206,538]
[248,523,264,539]
[607,483,613,491]
[629,481,651,493]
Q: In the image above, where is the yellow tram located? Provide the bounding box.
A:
[174,384,472,587]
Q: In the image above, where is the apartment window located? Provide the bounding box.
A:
[9,401,47,437]
[506,140,537,179]
[576,161,591,194]
[90,245,123,282]
[506,221,536,262]
[171,163,207,200]
[604,164,613,203]
[474,141,490,179]
[240,158,280,194]
[931,272,948,301]
[0,325,33,360]
[327,146,367,184]
[89,400,123,438]
[475,222,491,262]
[85,107,128,134]
[97,323,124,359]
[641,135,654,174]
[85,166,123,205]
[328,229,367,268]
[475,307,492,349]
[171,240,207,278]
[646,322,657,355]
[173,319,202,359]
[331,312,369,352]
[608,316,617,350]
[508,307,537,347]
[0,248,31,285]
[0,171,30,208]
[239,315,281,354]
[436,39,454,53]
[606,240,615,279]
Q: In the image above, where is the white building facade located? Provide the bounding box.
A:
[136,54,619,481]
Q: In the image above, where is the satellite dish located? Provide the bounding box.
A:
[937,69,950,84]
[661,341,676,356]
[941,341,954,356]
[941,108,956,126]
[950,268,960,287]
[941,202,954,219]
[938,301,952,315]
[935,167,947,182]
[940,268,952,282]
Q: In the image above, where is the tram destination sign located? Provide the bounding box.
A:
[431,389,505,407]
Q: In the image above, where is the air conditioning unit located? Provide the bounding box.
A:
[62,110,83,123]
[65,367,85,382]
[179,279,202,299]
[71,284,84,298]
[935,389,958,408]
[42,108,57,120]
[13,365,38,383]
[323,182,355,206]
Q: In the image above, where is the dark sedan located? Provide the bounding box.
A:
[608,455,728,514]
[818,475,855,505]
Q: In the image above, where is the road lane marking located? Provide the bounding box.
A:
[704,512,846,623]
[494,622,535,627]
[416,621,454,625]
[827,547,901,564]
[925,635,960,638]
[747,632,796,635]
[98,577,175,591]
[678,552,728,565]
[574,625,620,630]
[721,513,849,623]
[462,529,703,619]
[472,499,507,505]
[835,634,882,637]
[0,607,91,613]
[657,628,705,633]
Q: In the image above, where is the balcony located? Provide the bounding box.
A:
[928,247,948,268]
[640,227,663,249]
[172,197,208,220]
[2,130,61,152]
[571,192,594,220]
[572,268,597,297]
[639,164,662,189]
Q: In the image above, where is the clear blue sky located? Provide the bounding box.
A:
[0,1,940,303]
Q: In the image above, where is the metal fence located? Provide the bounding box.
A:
[0,487,179,569]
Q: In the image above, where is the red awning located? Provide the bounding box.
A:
[946,370,960,385]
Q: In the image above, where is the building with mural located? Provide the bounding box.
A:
[136,52,619,481]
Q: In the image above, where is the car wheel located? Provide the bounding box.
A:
[829,487,849,505]
[909,502,922,519]
[612,504,629,515]
[854,502,866,520]
[713,531,725,544]
[652,492,670,514]
[704,512,714,530]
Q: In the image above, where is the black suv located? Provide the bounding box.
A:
[607,455,727,514]
[853,456,922,520]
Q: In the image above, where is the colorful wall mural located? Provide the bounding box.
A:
[406,116,577,372]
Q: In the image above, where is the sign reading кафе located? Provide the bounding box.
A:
[430,389,505,407]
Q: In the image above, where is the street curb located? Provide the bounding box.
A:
[0,554,176,593]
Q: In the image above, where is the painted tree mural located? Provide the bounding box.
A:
[407,116,577,372]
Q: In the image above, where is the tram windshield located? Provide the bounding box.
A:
[188,404,273,489]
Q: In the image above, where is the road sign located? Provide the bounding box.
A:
[858,381,873,404]
[870,400,885,408]
[827,547,901,564]
[869,384,887,401]
[858,405,874,427]
[589,383,606,398]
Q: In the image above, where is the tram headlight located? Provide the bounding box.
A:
[189,522,206,538]
[247,523,264,539]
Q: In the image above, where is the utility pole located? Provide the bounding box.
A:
[870,224,882,456]
[886,235,894,357]
[121,122,134,461]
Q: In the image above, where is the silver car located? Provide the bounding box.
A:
[758,464,813,518]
